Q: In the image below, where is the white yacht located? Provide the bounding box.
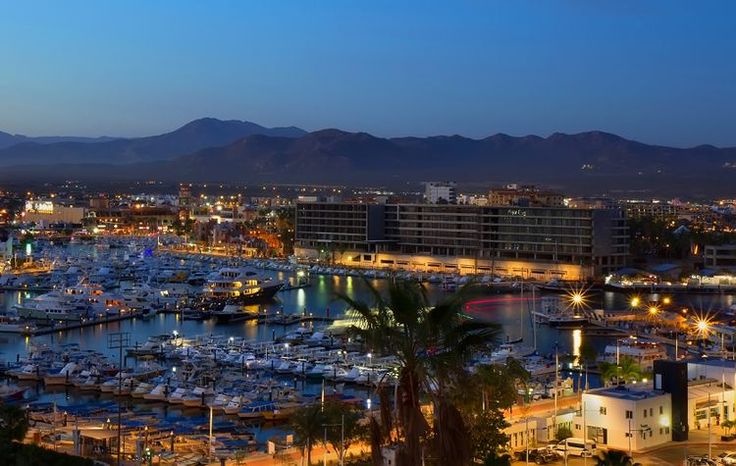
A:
[602,337,667,372]
[203,267,283,303]
[14,292,86,321]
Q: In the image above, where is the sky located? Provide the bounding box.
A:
[0,1,735,147]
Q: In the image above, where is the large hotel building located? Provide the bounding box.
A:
[295,202,629,280]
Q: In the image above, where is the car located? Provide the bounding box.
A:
[687,455,717,466]
[554,438,596,457]
[719,451,736,465]
[514,447,560,464]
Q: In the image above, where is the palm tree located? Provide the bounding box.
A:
[595,449,641,466]
[291,404,324,465]
[599,356,643,386]
[579,340,598,391]
[337,280,500,466]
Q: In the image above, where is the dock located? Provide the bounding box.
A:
[0,311,146,336]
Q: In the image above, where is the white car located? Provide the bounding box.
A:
[719,451,736,465]
[554,438,596,457]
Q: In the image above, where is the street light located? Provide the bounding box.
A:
[630,296,641,308]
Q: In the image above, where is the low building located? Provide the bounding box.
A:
[573,385,672,452]
[703,244,736,271]
[424,181,457,204]
[23,200,86,226]
[489,184,564,207]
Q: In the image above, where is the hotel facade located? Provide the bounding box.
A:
[294,202,629,280]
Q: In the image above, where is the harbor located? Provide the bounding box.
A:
[2,238,736,464]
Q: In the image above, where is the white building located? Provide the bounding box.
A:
[423,181,456,204]
[573,385,672,452]
[687,360,736,430]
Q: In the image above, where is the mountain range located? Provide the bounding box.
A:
[0,118,734,197]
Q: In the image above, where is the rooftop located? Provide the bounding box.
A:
[587,384,665,401]
[689,359,736,370]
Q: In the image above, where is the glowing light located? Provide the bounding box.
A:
[693,312,716,339]
[662,297,671,305]
[648,305,660,316]
[566,285,591,311]
[630,297,641,308]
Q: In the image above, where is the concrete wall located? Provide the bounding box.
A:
[575,391,671,452]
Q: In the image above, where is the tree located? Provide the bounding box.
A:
[0,405,29,450]
[337,280,500,466]
[599,356,643,386]
[579,340,598,391]
[555,426,573,442]
[233,449,248,465]
[291,404,324,465]
[595,449,641,466]
[322,401,367,465]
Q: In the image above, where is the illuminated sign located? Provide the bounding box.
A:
[24,200,54,213]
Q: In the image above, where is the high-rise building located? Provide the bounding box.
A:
[178,183,192,221]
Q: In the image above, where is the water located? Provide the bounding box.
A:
[2,266,736,406]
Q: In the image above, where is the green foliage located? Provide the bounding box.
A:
[321,401,368,464]
[0,405,29,446]
[555,426,573,442]
[594,449,641,466]
[598,356,644,386]
[291,404,324,466]
[465,408,510,463]
[337,280,501,466]
[482,451,512,466]
[0,443,94,466]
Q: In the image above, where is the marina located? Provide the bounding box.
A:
[2,237,736,464]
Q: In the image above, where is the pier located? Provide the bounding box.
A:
[0,311,146,336]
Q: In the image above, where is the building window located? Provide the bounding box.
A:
[599,407,607,415]
[659,406,663,414]
[649,408,653,417]
[625,410,633,419]
[643,410,647,418]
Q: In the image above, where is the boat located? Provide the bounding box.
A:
[182,386,215,408]
[131,382,154,398]
[261,401,303,421]
[143,383,169,401]
[203,267,284,304]
[223,396,245,415]
[237,401,277,420]
[602,337,667,372]
[208,393,232,412]
[14,292,86,321]
[168,387,190,404]
[7,364,42,381]
[211,304,257,324]
[0,384,26,402]
[43,362,78,386]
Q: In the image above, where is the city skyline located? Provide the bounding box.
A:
[1,1,735,147]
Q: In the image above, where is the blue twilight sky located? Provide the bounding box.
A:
[0,1,735,147]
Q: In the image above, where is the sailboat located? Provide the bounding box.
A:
[507,281,524,344]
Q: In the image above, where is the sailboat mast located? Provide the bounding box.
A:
[520,280,524,341]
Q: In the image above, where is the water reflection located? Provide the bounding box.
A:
[572,329,582,365]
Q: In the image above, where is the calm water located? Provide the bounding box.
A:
[1,264,735,403]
